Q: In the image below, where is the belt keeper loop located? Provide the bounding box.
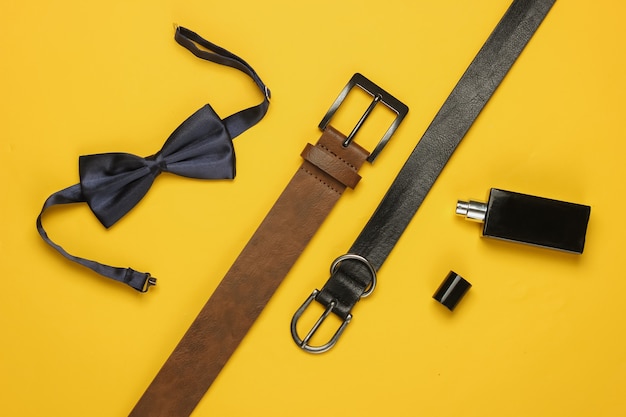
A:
[301,143,362,189]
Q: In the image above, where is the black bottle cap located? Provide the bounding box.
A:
[433,271,471,311]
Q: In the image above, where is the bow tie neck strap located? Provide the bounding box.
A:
[175,26,271,139]
[37,27,271,292]
[36,184,155,292]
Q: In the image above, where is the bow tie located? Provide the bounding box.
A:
[37,26,270,292]
[80,104,235,228]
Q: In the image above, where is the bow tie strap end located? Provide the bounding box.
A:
[126,269,157,292]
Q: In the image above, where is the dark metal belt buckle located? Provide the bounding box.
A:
[290,289,351,354]
[291,254,377,354]
[319,73,408,163]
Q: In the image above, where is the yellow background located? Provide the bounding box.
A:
[1,0,625,415]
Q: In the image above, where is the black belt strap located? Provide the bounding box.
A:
[291,0,556,353]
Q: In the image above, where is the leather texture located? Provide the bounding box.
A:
[315,0,556,320]
[129,126,369,417]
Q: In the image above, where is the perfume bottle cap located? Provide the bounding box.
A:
[433,271,472,311]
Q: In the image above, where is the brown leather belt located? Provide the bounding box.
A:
[129,73,408,417]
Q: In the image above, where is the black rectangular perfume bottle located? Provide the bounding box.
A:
[456,188,591,254]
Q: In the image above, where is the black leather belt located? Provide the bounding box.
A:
[291,0,556,353]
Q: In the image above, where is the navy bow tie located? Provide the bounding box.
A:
[80,104,235,228]
[37,26,270,292]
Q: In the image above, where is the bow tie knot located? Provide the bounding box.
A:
[146,153,168,174]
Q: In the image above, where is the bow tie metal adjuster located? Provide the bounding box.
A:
[291,73,407,353]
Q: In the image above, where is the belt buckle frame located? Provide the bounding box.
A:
[318,73,408,163]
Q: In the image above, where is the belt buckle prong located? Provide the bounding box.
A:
[318,73,408,163]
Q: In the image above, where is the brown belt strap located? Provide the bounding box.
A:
[129,73,408,417]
